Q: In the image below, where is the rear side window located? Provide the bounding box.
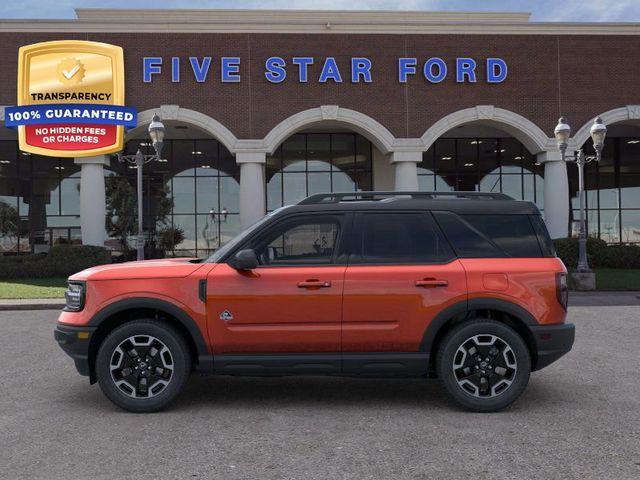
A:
[355,212,454,264]
[461,214,543,257]
[434,211,545,258]
[530,215,557,257]
[433,212,504,258]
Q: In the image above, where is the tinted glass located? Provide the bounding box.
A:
[433,211,504,258]
[357,213,454,264]
[530,214,556,257]
[462,214,543,257]
[256,218,340,266]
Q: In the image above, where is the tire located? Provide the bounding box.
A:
[96,319,191,413]
[436,319,531,412]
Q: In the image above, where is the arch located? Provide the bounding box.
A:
[420,105,552,154]
[263,105,396,155]
[128,106,239,154]
[572,105,640,148]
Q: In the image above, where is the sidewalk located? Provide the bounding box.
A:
[1,292,639,311]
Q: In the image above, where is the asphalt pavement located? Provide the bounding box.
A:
[0,307,638,480]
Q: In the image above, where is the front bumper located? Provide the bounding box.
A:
[54,323,96,378]
[530,322,575,371]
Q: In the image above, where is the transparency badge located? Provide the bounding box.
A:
[5,40,136,157]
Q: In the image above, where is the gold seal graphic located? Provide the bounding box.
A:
[56,58,85,85]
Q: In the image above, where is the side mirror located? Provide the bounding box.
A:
[228,249,258,271]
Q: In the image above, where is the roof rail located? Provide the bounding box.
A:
[298,191,512,205]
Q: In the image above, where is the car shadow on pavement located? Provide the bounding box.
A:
[60,372,572,414]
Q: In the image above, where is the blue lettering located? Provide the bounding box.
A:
[456,58,477,83]
[265,56,287,83]
[487,58,508,83]
[221,57,241,83]
[143,57,162,83]
[398,58,417,83]
[319,57,342,83]
[351,57,372,83]
[292,57,314,82]
[171,57,180,83]
[189,57,211,83]
[424,58,447,83]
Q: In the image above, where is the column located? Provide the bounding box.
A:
[391,151,422,191]
[538,151,569,239]
[74,155,109,246]
[237,151,266,229]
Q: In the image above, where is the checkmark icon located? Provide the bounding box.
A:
[62,64,80,79]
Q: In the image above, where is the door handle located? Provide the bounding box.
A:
[415,279,448,288]
[297,280,332,288]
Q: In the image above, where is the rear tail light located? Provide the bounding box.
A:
[556,272,568,310]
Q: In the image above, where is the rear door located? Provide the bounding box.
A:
[342,211,467,362]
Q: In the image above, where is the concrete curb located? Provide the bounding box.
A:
[0,299,65,311]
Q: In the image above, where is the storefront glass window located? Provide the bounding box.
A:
[266,133,373,211]
[569,137,640,244]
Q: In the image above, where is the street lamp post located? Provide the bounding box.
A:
[554,116,607,273]
[117,114,166,261]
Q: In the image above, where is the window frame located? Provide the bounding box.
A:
[240,212,352,268]
[349,210,457,266]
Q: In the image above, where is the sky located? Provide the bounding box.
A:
[1,0,639,22]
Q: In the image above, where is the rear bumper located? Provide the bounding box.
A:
[54,323,96,378]
[530,322,575,371]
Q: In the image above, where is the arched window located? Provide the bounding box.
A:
[266,133,373,211]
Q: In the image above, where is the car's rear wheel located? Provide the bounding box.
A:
[437,319,531,412]
[96,320,191,413]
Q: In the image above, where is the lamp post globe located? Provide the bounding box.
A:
[590,116,607,154]
[148,113,166,158]
[554,117,571,155]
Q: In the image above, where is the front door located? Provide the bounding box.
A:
[207,214,348,359]
[341,212,467,371]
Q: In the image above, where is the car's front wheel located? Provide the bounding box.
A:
[437,319,531,412]
[96,320,191,413]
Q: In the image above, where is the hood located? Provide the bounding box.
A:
[69,258,206,281]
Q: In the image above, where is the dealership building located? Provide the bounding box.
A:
[0,8,639,256]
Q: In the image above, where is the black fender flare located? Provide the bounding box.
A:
[88,297,212,372]
[419,297,537,353]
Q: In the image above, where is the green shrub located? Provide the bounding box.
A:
[0,245,110,279]
[554,237,640,269]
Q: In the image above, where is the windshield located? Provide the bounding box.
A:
[206,206,291,263]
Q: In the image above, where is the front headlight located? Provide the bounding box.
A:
[64,281,86,312]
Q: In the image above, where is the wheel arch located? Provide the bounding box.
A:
[87,298,212,383]
[422,298,539,374]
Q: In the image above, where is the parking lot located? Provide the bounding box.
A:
[0,306,638,480]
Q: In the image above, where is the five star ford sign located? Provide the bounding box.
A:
[4,40,137,157]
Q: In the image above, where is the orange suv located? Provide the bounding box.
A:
[55,191,574,413]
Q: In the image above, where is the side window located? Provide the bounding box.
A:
[356,212,454,264]
[461,214,543,258]
[433,211,505,258]
[530,214,556,257]
[254,217,341,266]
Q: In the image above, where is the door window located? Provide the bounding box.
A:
[255,217,341,266]
[355,212,454,264]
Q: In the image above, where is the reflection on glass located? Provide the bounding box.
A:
[621,210,640,243]
[266,133,373,210]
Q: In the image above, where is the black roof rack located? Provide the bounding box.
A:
[298,191,512,205]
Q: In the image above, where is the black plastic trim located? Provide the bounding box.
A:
[529,322,575,371]
[198,279,207,302]
[87,297,212,372]
[212,352,429,377]
[54,323,96,377]
[419,297,539,353]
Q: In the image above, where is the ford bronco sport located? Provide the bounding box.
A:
[55,191,574,413]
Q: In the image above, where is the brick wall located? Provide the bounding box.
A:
[0,32,638,140]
